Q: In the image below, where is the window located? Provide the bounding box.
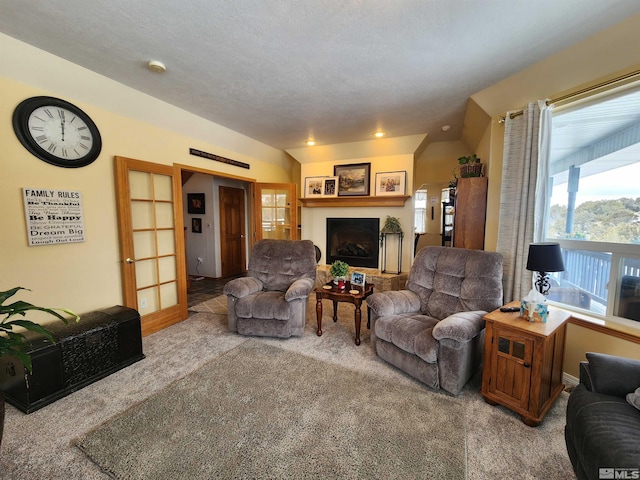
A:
[414,189,427,234]
[543,85,640,327]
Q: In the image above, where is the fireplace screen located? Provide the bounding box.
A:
[326,218,380,268]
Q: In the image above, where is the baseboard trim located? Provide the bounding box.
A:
[563,372,579,388]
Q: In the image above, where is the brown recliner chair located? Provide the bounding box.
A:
[366,246,503,395]
[223,239,317,338]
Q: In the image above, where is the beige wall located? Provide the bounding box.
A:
[413,140,470,251]
[564,323,640,378]
[0,36,294,317]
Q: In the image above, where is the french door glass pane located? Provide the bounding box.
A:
[155,202,174,229]
[133,231,156,258]
[137,286,159,314]
[160,282,178,308]
[135,259,157,289]
[129,171,153,199]
[158,256,177,283]
[261,187,292,240]
[131,201,154,229]
[153,174,173,201]
[157,230,175,256]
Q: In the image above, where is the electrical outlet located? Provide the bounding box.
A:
[197,256,203,263]
[140,297,148,308]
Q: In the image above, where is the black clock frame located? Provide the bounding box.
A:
[12,96,102,168]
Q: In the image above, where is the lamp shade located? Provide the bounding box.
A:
[526,242,565,273]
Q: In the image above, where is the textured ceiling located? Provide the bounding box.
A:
[1,1,639,150]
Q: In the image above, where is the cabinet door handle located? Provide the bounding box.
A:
[523,362,531,368]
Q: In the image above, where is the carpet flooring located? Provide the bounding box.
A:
[77,340,466,479]
[0,294,575,479]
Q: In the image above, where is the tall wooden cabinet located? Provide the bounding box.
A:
[453,177,488,250]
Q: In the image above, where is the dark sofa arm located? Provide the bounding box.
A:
[578,361,594,391]
[582,352,640,398]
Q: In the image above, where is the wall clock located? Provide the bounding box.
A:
[12,96,102,168]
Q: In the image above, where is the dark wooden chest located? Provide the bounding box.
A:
[0,305,144,413]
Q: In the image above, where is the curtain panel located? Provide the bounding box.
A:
[497,100,551,302]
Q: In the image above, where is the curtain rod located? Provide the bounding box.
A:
[498,68,640,123]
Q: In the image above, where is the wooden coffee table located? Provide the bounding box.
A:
[315,281,374,345]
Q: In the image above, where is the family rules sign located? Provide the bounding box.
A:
[23,188,85,246]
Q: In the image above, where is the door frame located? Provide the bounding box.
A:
[175,163,257,269]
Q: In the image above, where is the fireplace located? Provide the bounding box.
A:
[326,218,380,268]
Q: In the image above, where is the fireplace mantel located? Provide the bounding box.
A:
[299,195,410,208]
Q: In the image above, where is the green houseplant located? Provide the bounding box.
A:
[0,287,79,448]
[380,215,404,246]
[330,260,350,289]
[457,154,483,178]
[380,216,404,236]
[330,260,350,279]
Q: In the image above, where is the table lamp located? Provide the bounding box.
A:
[526,242,565,295]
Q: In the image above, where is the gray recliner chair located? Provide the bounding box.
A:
[223,239,317,338]
[366,246,503,395]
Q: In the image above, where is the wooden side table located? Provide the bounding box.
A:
[480,301,570,426]
[315,281,374,345]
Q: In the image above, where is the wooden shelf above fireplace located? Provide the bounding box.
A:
[299,195,410,208]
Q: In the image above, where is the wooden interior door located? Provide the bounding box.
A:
[255,183,297,241]
[219,186,246,277]
[114,156,187,336]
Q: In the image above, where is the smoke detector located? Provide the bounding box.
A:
[147,60,167,73]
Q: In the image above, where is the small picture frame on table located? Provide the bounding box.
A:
[375,171,406,196]
[351,271,366,288]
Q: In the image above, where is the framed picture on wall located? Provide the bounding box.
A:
[191,217,202,233]
[304,176,326,197]
[187,193,205,214]
[322,177,338,197]
[375,171,406,196]
[334,163,371,196]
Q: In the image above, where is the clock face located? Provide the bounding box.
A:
[13,96,102,168]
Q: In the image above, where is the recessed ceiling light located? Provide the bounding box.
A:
[374,131,386,138]
[305,139,316,146]
[147,60,167,73]
[441,125,451,132]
